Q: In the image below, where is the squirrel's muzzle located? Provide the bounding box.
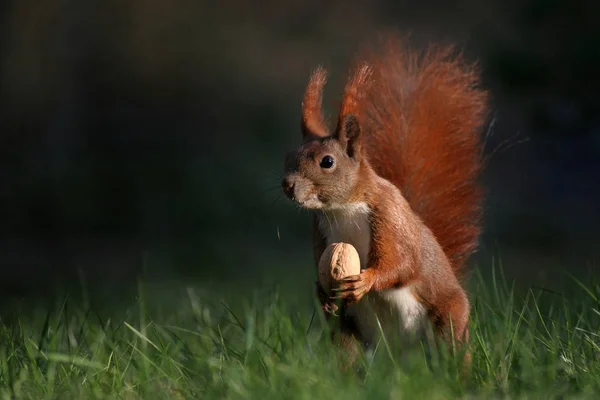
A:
[281,173,323,209]
[282,177,295,200]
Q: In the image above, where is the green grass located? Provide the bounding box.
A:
[2,268,600,399]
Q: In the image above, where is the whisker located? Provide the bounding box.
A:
[267,196,283,208]
[324,210,333,230]
[263,186,283,193]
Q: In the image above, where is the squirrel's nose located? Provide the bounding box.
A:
[282,177,295,199]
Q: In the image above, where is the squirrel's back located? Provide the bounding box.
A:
[351,35,489,275]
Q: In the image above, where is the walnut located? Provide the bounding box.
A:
[318,242,361,293]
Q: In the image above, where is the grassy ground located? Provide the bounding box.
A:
[1,267,600,399]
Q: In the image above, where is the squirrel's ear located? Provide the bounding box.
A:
[301,66,329,140]
[337,113,362,159]
[334,63,371,158]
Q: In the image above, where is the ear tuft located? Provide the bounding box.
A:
[339,63,373,117]
[333,62,372,158]
[301,66,329,139]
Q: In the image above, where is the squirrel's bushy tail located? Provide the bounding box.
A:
[352,35,489,275]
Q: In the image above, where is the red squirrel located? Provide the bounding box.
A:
[282,35,489,359]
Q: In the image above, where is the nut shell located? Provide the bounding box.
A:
[318,242,361,293]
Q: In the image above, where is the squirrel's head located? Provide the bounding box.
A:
[282,65,371,210]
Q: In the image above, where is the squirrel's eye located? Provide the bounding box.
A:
[320,155,335,169]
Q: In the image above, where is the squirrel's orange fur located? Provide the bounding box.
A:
[283,34,489,363]
[356,36,488,275]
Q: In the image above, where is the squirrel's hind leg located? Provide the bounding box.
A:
[430,289,472,368]
[331,307,366,371]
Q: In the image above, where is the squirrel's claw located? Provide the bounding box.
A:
[316,280,340,316]
[331,270,374,304]
[322,302,339,316]
[337,275,362,283]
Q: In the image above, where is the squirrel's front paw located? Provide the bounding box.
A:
[331,269,375,304]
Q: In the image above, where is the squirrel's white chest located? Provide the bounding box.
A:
[318,203,372,269]
[317,202,426,346]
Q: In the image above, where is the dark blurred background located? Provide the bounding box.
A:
[0,0,599,302]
